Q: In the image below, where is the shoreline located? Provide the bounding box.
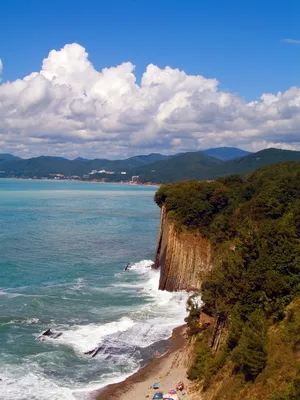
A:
[94,324,189,400]
[0,177,160,188]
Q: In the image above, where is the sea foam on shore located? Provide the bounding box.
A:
[1,260,188,400]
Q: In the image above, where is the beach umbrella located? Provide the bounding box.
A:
[152,392,164,399]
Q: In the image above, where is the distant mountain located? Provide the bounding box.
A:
[216,148,300,177]
[129,153,169,165]
[132,152,223,183]
[0,156,91,177]
[135,148,300,183]
[74,157,89,161]
[75,153,168,165]
[0,154,22,164]
[0,152,168,178]
[202,147,252,160]
[1,148,299,183]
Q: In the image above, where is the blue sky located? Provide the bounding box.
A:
[1,0,300,158]
[2,0,300,100]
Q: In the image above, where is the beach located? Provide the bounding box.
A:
[95,325,193,400]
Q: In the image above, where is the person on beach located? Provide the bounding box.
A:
[176,381,184,391]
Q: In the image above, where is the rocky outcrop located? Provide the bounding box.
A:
[154,206,213,291]
[210,314,228,354]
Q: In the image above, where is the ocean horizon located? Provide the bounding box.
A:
[0,179,187,400]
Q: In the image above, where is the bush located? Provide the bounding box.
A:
[187,339,212,381]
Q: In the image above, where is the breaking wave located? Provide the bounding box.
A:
[0,260,188,400]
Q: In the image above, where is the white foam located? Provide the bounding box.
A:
[25,318,40,324]
[1,318,40,326]
[0,360,139,400]
[49,317,135,353]
[0,291,24,298]
[8,259,189,399]
[0,364,79,400]
[127,259,153,274]
[0,357,139,400]
[104,260,188,350]
[68,278,86,292]
[0,291,48,298]
[127,260,189,347]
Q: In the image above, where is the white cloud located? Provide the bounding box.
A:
[281,39,300,44]
[0,43,300,159]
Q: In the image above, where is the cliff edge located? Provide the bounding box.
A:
[154,205,213,291]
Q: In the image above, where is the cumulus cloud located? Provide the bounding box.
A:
[0,43,300,158]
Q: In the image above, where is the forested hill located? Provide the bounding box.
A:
[0,153,169,177]
[136,148,300,183]
[154,162,300,400]
[1,147,300,182]
[202,146,251,160]
[0,154,21,162]
[133,151,224,182]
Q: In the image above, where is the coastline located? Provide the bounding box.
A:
[0,177,160,188]
[94,325,190,400]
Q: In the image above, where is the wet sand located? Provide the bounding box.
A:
[95,325,191,400]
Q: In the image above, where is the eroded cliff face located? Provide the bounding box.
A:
[154,205,213,291]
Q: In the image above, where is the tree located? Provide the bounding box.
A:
[232,309,268,380]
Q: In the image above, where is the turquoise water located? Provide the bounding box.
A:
[0,180,187,400]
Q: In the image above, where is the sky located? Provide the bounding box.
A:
[1,0,300,159]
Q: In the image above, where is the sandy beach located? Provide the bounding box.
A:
[95,325,193,400]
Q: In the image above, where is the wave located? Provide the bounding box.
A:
[0,317,40,326]
[0,364,79,400]
[43,259,188,358]
[47,317,135,353]
[2,260,189,399]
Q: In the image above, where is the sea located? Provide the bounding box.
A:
[0,179,188,400]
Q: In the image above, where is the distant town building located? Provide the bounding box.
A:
[89,169,115,175]
[51,174,65,180]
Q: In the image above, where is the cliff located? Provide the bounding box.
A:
[154,205,213,291]
[153,165,300,400]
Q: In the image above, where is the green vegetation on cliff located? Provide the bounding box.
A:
[187,299,300,400]
[154,161,300,399]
